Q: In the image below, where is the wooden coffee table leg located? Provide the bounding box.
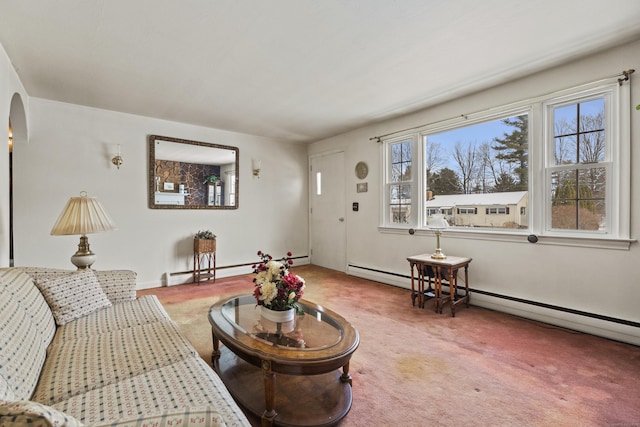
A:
[340,361,353,386]
[261,360,277,427]
[211,330,220,366]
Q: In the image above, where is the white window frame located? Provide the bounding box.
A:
[380,77,631,250]
[382,135,420,227]
[539,83,628,239]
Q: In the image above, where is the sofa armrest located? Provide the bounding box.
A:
[93,270,137,304]
[90,407,232,427]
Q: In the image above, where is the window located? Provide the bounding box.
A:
[457,208,477,214]
[316,172,322,195]
[423,113,528,229]
[547,97,606,232]
[382,78,630,243]
[226,172,236,206]
[486,207,509,215]
[386,138,414,225]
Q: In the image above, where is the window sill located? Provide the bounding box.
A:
[378,226,635,250]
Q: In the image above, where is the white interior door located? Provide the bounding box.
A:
[310,151,346,272]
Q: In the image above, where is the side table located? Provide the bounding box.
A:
[193,238,216,284]
[407,254,472,317]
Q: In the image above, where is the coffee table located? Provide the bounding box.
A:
[209,295,359,427]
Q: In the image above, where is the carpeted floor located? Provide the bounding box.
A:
[138,265,640,427]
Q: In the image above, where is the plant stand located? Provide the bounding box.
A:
[193,238,216,284]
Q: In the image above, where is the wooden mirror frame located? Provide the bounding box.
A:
[148,135,239,209]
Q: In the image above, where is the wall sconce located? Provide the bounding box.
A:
[428,212,449,259]
[252,159,261,179]
[111,144,123,169]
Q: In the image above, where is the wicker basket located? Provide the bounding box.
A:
[194,238,216,253]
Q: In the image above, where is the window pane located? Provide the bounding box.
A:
[580,131,605,163]
[424,114,528,229]
[389,184,411,224]
[554,104,577,134]
[316,172,321,195]
[579,98,605,132]
[553,97,605,165]
[390,141,412,183]
[551,168,606,231]
[554,135,577,165]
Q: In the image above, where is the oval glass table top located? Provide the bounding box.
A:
[209,294,359,364]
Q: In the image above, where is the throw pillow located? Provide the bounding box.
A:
[0,400,83,427]
[35,269,112,325]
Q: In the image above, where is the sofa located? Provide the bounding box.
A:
[0,267,250,427]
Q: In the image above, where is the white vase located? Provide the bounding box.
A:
[260,306,295,323]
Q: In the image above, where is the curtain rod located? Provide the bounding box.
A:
[370,69,635,143]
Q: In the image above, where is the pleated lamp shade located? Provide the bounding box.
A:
[50,192,116,269]
[51,193,117,236]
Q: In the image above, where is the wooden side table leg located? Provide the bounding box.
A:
[448,268,456,317]
[193,252,197,284]
[464,264,470,307]
[434,266,442,314]
[410,262,417,307]
[417,265,425,308]
[261,360,277,427]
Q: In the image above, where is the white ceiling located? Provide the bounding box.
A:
[2,1,640,143]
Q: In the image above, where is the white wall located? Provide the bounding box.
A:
[3,35,639,344]
[0,42,29,267]
[11,99,309,288]
[309,39,640,345]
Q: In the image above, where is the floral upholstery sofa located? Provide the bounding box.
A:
[0,267,250,427]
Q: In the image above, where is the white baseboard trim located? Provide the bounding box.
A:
[471,294,640,347]
[346,263,640,346]
[136,257,311,290]
[347,264,411,289]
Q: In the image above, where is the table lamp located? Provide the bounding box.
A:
[50,191,117,269]
[428,212,449,259]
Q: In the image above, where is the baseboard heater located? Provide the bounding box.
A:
[348,263,640,329]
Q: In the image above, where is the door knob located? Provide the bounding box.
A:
[339,217,344,222]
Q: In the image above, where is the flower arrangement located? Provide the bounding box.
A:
[252,250,305,313]
[194,230,216,240]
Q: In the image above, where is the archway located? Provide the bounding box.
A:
[8,93,28,266]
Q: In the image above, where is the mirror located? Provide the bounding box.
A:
[149,135,239,209]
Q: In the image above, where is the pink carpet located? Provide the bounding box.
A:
[139,265,640,426]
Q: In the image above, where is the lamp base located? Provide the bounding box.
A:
[431,249,447,260]
[431,230,447,259]
[71,235,96,269]
[71,253,96,269]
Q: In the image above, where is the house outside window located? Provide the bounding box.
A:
[381,77,630,244]
[426,192,526,228]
